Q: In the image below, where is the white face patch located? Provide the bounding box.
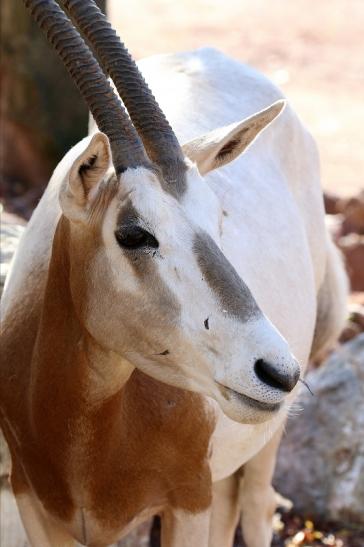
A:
[181,165,222,240]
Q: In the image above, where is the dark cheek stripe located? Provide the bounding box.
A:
[193,231,260,322]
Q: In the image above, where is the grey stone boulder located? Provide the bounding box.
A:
[274,334,364,525]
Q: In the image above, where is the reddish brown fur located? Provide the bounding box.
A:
[0,214,215,542]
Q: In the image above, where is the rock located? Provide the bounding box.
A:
[324,193,342,215]
[339,296,364,343]
[340,191,364,236]
[348,300,364,331]
[274,335,364,526]
[338,233,364,291]
[339,320,362,344]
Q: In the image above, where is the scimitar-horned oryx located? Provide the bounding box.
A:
[0,0,348,546]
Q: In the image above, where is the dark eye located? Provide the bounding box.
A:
[115,226,159,250]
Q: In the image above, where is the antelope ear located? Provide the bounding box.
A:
[182,100,286,175]
[60,132,112,222]
[68,132,111,206]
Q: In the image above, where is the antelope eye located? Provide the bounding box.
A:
[115,226,159,250]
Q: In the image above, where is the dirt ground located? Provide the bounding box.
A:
[109,0,363,197]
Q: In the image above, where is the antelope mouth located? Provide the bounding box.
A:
[216,382,282,412]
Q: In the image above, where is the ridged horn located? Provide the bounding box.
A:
[59,0,186,189]
[23,0,149,174]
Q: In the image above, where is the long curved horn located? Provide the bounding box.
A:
[59,0,186,190]
[23,0,149,174]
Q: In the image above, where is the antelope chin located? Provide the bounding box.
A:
[215,382,283,424]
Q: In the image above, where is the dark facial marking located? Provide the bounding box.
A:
[193,231,260,322]
[204,318,210,330]
[114,200,181,324]
[154,158,188,200]
[116,198,140,228]
[115,199,158,272]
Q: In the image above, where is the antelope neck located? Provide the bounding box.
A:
[31,217,134,417]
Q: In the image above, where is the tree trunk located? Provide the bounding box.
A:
[0,0,107,218]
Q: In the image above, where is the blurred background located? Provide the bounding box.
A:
[1,0,363,218]
[1,1,364,546]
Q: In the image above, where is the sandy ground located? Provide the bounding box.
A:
[109,0,363,197]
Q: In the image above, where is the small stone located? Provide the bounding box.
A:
[339,320,361,343]
[324,193,342,215]
[338,234,364,291]
[341,191,364,235]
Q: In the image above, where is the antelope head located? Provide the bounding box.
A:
[26,0,300,424]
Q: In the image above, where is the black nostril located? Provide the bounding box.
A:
[254,359,299,392]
